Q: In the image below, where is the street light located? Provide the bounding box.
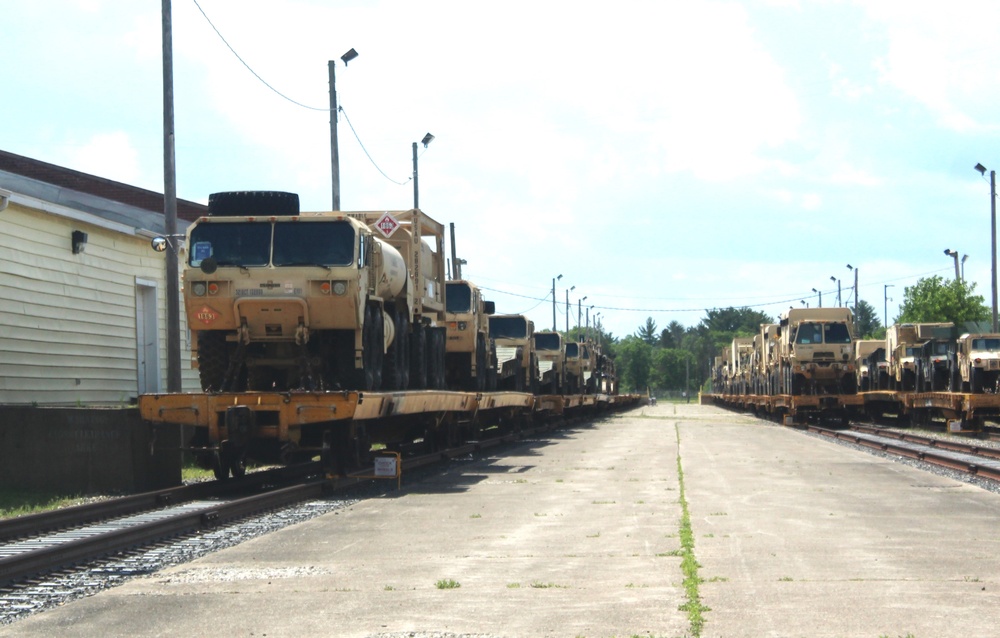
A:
[412,132,434,210]
[830,276,841,307]
[329,48,358,210]
[975,162,997,331]
[552,274,562,331]
[884,284,894,330]
[944,248,961,281]
[812,288,822,308]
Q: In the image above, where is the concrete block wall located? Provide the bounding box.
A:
[0,407,181,494]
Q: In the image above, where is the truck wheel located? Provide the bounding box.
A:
[208,190,299,217]
[354,304,379,391]
[475,334,488,392]
[431,328,447,389]
[197,331,228,392]
[972,368,983,393]
[410,324,427,389]
[383,311,408,390]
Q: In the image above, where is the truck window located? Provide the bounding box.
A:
[795,323,823,345]
[566,343,579,357]
[972,338,1000,351]
[189,221,271,267]
[446,283,473,313]
[272,220,355,267]
[824,323,852,344]
[534,333,561,351]
[489,316,527,338]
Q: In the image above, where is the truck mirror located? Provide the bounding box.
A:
[151,236,168,252]
[484,301,495,315]
[200,256,218,274]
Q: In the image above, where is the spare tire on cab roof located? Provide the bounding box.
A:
[208,191,300,217]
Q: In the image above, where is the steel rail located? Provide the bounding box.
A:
[0,462,323,543]
[809,426,1000,482]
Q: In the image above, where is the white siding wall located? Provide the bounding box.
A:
[0,201,199,405]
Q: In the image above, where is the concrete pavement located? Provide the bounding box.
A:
[4,402,1000,637]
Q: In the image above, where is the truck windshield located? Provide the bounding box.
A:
[272,220,355,267]
[824,323,852,344]
[565,343,579,357]
[446,283,472,313]
[189,222,271,267]
[534,333,561,351]
[794,323,823,345]
[489,316,527,338]
[972,338,1000,351]
[932,342,951,355]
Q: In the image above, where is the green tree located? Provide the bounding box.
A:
[699,307,774,335]
[635,317,659,346]
[896,276,990,326]
[617,335,652,392]
[650,348,692,390]
[855,299,881,338]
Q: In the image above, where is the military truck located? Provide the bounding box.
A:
[727,337,754,395]
[564,341,583,394]
[774,308,857,395]
[854,339,885,392]
[533,330,565,394]
[752,324,779,395]
[488,314,538,393]
[956,333,1000,393]
[177,191,448,393]
[444,279,496,391]
[886,323,953,391]
[914,324,957,392]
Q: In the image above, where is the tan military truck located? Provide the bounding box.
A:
[774,308,857,395]
[753,323,779,395]
[444,279,496,391]
[564,341,583,394]
[956,333,1000,393]
[178,191,448,393]
[886,323,953,391]
[533,330,565,394]
[488,314,538,392]
[854,339,885,392]
[727,337,753,395]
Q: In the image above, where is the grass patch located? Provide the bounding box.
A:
[0,487,95,519]
[506,582,521,589]
[530,581,566,589]
[435,579,461,589]
[675,423,710,636]
[470,513,482,519]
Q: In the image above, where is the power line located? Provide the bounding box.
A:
[192,0,408,186]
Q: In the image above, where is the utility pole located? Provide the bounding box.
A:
[329,60,341,210]
[552,275,562,331]
[161,0,181,393]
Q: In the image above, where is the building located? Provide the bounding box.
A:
[0,150,206,404]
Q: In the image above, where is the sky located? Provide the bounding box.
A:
[5,0,1000,342]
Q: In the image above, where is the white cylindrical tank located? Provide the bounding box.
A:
[375,237,407,299]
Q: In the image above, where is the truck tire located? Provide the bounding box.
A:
[410,323,427,390]
[383,311,409,390]
[197,331,229,392]
[208,191,300,217]
[475,334,488,392]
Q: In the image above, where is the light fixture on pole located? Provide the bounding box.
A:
[412,132,434,210]
[812,288,822,308]
[830,276,841,307]
[944,248,961,282]
[975,162,998,332]
[962,254,969,282]
[552,274,562,331]
[884,284,894,330]
[329,48,358,210]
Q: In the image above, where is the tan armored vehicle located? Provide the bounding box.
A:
[854,339,884,392]
[957,333,1000,393]
[886,323,953,391]
[488,314,538,392]
[444,279,496,391]
[180,191,448,393]
[533,330,565,394]
[564,341,584,394]
[775,308,857,395]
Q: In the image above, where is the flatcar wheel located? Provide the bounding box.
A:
[228,444,247,478]
[210,450,228,480]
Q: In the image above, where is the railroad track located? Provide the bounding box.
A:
[0,416,571,592]
[807,424,1000,482]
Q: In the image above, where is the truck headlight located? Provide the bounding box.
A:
[192,282,207,297]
